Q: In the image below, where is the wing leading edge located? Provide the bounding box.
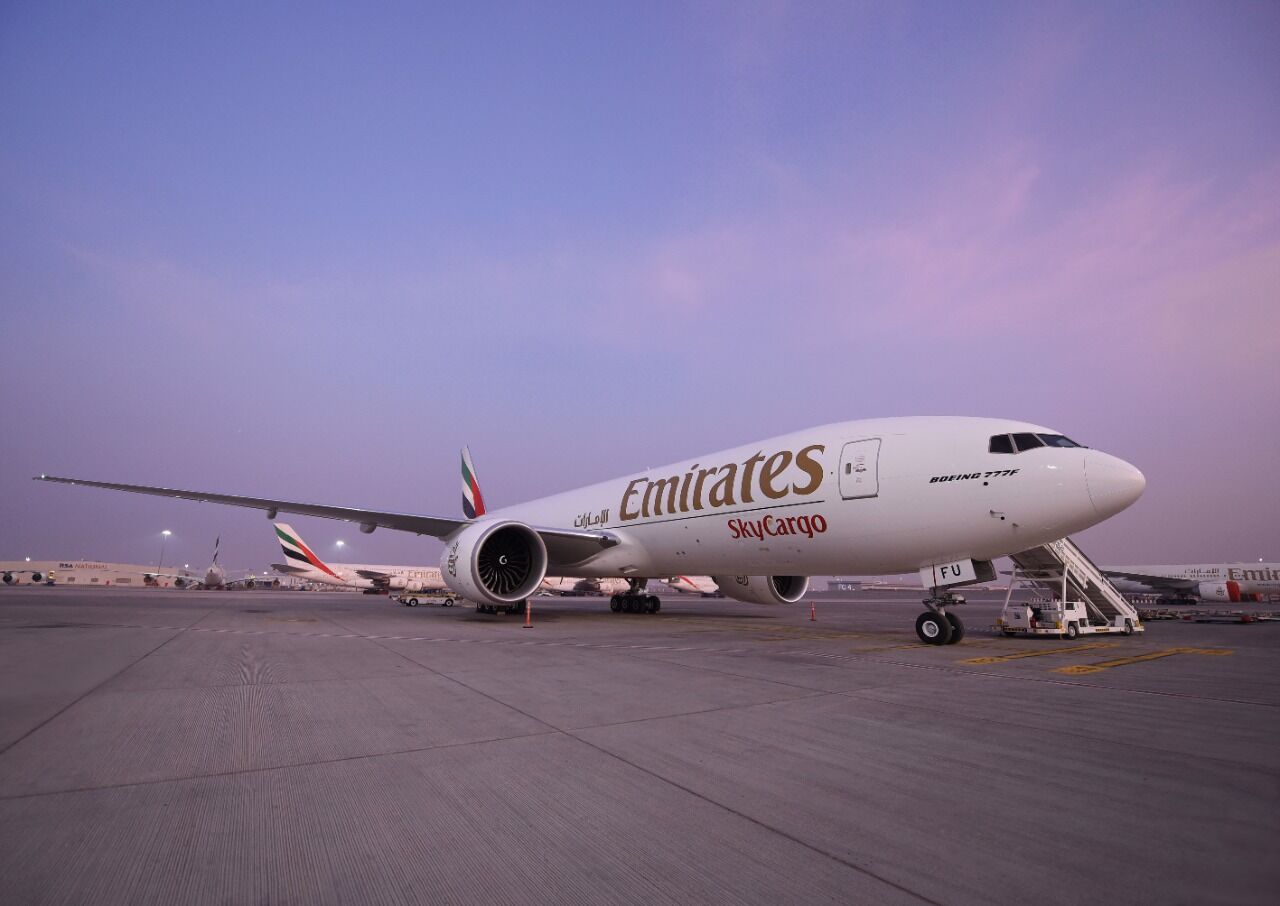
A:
[35,474,619,567]
[1101,570,1198,592]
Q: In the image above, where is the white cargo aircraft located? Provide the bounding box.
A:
[1103,563,1280,603]
[272,523,454,606]
[35,417,1145,644]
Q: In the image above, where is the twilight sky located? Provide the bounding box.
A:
[2,2,1277,574]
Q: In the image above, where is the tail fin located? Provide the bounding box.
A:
[212,535,220,565]
[274,523,340,578]
[461,446,486,519]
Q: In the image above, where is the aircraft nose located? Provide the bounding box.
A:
[1085,452,1146,519]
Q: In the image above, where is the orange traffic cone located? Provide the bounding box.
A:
[524,599,532,628]
[809,602,816,622]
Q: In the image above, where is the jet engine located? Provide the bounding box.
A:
[174,577,189,589]
[30,572,44,584]
[2,572,14,585]
[711,575,809,605]
[1199,580,1241,603]
[441,520,547,606]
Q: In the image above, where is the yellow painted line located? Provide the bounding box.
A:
[959,643,1118,665]
[1054,647,1232,675]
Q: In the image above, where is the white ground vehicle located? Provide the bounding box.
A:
[998,597,1137,638]
[396,594,456,608]
[1001,538,1144,638]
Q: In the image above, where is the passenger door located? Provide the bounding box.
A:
[839,438,880,499]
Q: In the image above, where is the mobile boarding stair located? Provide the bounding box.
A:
[1004,537,1144,636]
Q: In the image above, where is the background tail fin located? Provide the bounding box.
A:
[212,535,220,565]
[461,446,486,519]
[274,523,340,578]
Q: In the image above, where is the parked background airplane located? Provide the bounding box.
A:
[272,523,454,606]
[1104,563,1280,603]
[539,576,631,596]
[664,575,722,596]
[37,416,1146,643]
[147,537,266,589]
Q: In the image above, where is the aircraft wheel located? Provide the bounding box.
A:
[648,596,661,614]
[915,612,952,645]
[1122,619,1134,636]
[610,596,622,613]
[944,612,965,644]
[1065,622,1079,640]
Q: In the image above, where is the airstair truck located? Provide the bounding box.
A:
[998,538,1143,639]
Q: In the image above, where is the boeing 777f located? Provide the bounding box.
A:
[36,416,1145,643]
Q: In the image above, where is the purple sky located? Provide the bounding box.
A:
[2,2,1277,573]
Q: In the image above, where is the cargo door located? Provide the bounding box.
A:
[839,438,880,499]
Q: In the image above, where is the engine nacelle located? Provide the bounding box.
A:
[174,577,189,588]
[711,575,809,605]
[441,520,548,606]
[3,572,14,584]
[31,572,44,584]
[1199,580,1241,603]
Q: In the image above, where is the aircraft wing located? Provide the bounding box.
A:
[1101,570,1198,592]
[354,569,392,581]
[35,474,619,567]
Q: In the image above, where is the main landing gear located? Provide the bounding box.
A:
[916,592,966,645]
[476,601,524,615]
[609,578,661,615]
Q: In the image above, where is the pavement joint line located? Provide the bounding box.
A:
[0,605,221,759]
[0,728,562,802]
[842,688,1280,778]
[1054,647,1234,675]
[7,614,1267,706]
[562,732,946,906]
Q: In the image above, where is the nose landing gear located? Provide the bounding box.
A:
[916,592,966,645]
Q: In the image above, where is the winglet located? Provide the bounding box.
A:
[461,446,486,519]
[274,523,340,579]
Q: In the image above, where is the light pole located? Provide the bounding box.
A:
[158,530,172,571]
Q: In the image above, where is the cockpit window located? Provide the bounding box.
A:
[988,434,1014,454]
[1036,434,1083,448]
[1011,432,1045,452]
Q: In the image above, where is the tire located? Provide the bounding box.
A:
[648,596,661,614]
[610,596,622,613]
[1065,622,1079,640]
[915,612,952,645]
[944,612,965,644]
[407,598,419,607]
[444,598,454,608]
[1122,619,1134,636]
